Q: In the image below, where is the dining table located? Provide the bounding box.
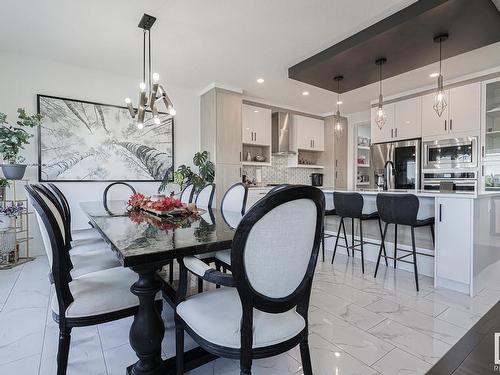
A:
[80,200,238,375]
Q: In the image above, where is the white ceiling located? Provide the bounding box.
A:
[1,0,500,116]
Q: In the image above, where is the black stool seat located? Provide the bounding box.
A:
[415,217,435,227]
[331,192,387,273]
[362,212,379,220]
[374,193,435,292]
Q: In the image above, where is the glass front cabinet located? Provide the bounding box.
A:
[482,77,500,191]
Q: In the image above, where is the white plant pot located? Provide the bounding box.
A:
[0,214,10,231]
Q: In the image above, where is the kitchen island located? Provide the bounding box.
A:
[321,188,500,296]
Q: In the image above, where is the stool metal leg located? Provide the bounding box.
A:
[394,224,398,269]
[377,218,388,266]
[359,219,365,274]
[331,218,343,264]
[411,226,419,291]
[351,218,355,254]
[322,229,325,262]
[374,222,389,278]
[342,219,349,256]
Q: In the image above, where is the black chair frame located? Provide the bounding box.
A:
[180,183,196,204]
[374,194,435,291]
[194,183,216,209]
[174,185,324,375]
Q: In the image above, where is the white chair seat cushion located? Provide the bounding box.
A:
[70,248,121,278]
[215,250,231,265]
[184,256,212,277]
[177,288,305,349]
[52,267,159,318]
[71,227,101,241]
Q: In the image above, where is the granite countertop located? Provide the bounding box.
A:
[320,187,499,199]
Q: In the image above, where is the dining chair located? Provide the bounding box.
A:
[194,183,215,209]
[31,184,120,279]
[26,185,162,375]
[175,185,324,375]
[180,183,195,204]
[47,183,102,245]
[268,183,290,194]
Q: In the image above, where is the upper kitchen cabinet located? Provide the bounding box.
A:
[295,115,324,151]
[483,77,500,162]
[215,90,243,164]
[242,104,271,146]
[371,103,394,144]
[394,96,422,140]
[422,82,480,138]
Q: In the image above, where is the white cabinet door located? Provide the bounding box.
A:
[449,82,481,134]
[422,91,449,138]
[295,115,324,151]
[371,104,394,144]
[435,197,472,286]
[246,188,271,210]
[242,104,272,145]
[394,97,422,140]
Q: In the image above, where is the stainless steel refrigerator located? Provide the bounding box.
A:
[371,139,421,190]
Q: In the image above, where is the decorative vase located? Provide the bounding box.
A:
[0,214,10,231]
[1,164,26,180]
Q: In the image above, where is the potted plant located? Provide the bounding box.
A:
[158,151,215,194]
[0,109,42,180]
[0,202,24,231]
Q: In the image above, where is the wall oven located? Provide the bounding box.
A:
[423,136,478,169]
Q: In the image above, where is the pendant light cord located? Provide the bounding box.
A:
[337,80,340,112]
[439,39,442,75]
[379,63,382,96]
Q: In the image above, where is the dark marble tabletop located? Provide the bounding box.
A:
[80,200,240,268]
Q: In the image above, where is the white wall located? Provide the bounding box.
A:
[0,51,200,255]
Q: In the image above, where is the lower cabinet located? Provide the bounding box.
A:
[215,164,241,205]
[435,197,472,288]
[246,188,271,210]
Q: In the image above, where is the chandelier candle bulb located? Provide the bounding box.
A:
[125,98,136,118]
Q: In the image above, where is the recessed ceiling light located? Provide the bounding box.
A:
[253,110,259,113]
[302,91,310,96]
[334,352,341,357]
[337,100,343,105]
[256,78,264,84]
[429,72,439,78]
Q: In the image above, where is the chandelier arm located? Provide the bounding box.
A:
[142,30,146,85]
[148,29,152,95]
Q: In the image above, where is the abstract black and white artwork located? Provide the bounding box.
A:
[37,95,174,181]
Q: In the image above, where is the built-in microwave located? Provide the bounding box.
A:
[423,136,478,169]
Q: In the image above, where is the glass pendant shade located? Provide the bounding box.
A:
[334,110,343,138]
[433,74,447,117]
[374,58,387,130]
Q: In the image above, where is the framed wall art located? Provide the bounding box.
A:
[37,95,174,182]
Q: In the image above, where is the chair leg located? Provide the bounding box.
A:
[299,339,313,375]
[322,232,325,262]
[377,218,388,266]
[341,218,349,256]
[331,218,343,264]
[57,327,72,375]
[175,317,184,375]
[240,356,252,375]
[359,220,365,274]
[374,222,388,278]
[197,277,203,293]
[411,226,419,292]
[168,260,174,284]
[430,224,435,246]
[394,224,398,269]
[215,264,221,289]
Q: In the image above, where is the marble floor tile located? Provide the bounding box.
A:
[435,307,482,330]
[309,308,394,366]
[289,333,380,375]
[371,348,431,375]
[103,343,136,375]
[97,316,133,351]
[313,280,381,308]
[311,290,385,330]
[0,353,41,374]
[365,299,467,345]
[368,319,451,364]
[424,289,496,316]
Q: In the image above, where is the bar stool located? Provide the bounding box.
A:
[331,192,387,273]
[322,192,348,262]
[374,194,435,291]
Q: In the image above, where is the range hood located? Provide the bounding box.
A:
[272,112,296,155]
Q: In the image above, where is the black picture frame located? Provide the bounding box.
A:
[37,94,175,183]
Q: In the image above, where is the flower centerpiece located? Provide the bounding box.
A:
[0,202,24,231]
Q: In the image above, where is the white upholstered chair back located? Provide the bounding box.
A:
[241,198,317,299]
[195,184,215,209]
[180,184,195,204]
[221,183,247,215]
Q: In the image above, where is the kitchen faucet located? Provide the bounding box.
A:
[383,160,395,191]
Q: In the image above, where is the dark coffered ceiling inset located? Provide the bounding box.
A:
[288,0,500,94]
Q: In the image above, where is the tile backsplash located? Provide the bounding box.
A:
[242,155,318,185]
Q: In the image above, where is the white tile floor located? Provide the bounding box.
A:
[0,252,498,375]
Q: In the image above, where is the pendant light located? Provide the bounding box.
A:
[125,14,176,130]
[333,75,344,138]
[374,58,387,130]
[433,34,448,117]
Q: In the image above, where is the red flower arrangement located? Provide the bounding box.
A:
[127,193,150,210]
[148,196,183,212]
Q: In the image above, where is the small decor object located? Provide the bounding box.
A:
[38,95,173,181]
[254,155,266,162]
[374,58,387,130]
[162,151,214,193]
[0,202,24,231]
[433,34,448,117]
[333,75,344,138]
[124,14,176,130]
[246,151,252,162]
[127,192,202,218]
[0,109,42,180]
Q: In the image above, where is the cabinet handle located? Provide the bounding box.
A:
[391,129,394,138]
[450,119,453,131]
[335,159,338,167]
[255,132,257,142]
[444,120,447,131]
[482,165,485,177]
[239,151,242,161]
[439,204,442,222]
[313,140,315,148]
[482,146,485,158]
[335,171,338,179]
[395,128,398,138]
[239,168,242,177]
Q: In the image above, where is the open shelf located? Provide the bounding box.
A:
[242,161,271,167]
[356,182,370,186]
[288,165,324,169]
[357,146,370,150]
[357,164,370,168]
